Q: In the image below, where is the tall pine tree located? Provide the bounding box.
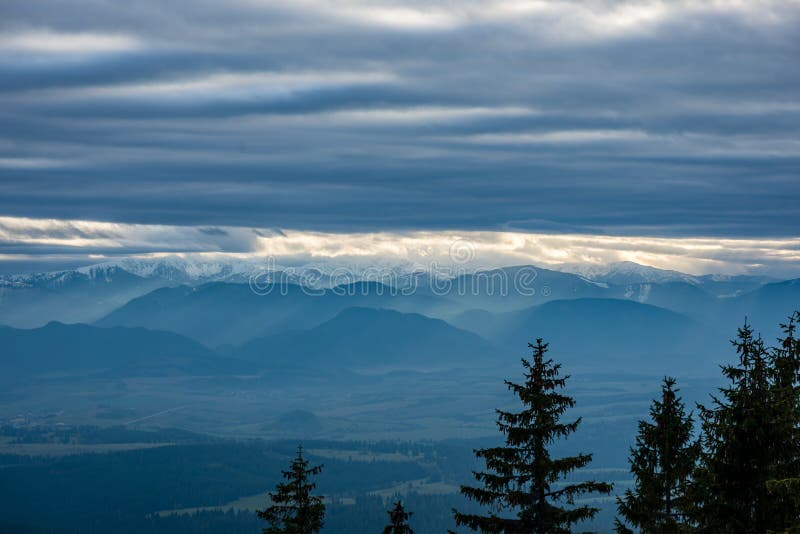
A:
[615,377,699,533]
[258,445,325,534]
[383,501,414,534]
[453,338,612,533]
[691,321,781,532]
[769,311,800,527]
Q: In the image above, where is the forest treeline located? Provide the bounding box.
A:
[260,312,800,533]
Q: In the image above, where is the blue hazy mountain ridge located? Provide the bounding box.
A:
[429,265,609,312]
[93,272,799,351]
[445,273,800,336]
[730,278,800,340]
[606,281,722,319]
[4,279,793,383]
[685,277,800,339]
[0,322,254,383]
[447,298,717,373]
[234,306,496,370]
[95,281,449,347]
[0,260,789,332]
[0,266,165,328]
[91,269,624,349]
[88,269,728,347]
[695,274,776,297]
[1,299,722,381]
[445,279,800,372]
[1,261,797,370]
[424,264,724,316]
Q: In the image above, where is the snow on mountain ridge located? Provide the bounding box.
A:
[556,261,701,285]
[0,256,778,292]
[0,265,138,289]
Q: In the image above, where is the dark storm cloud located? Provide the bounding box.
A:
[0,0,799,243]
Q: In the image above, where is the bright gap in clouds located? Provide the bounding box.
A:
[0,30,142,55]
[0,216,799,277]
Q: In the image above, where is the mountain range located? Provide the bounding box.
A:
[0,266,164,328]
[1,257,789,327]
[0,257,797,383]
[557,260,773,296]
[95,281,446,347]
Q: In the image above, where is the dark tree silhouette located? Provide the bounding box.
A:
[692,321,782,532]
[615,377,699,533]
[769,312,800,527]
[382,500,414,534]
[258,445,325,534]
[453,338,612,533]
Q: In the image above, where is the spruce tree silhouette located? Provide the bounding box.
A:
[769,311,800,527]
[615,377,699,533]
[382,500,414,534]
[453,338,612,533]
[692,321,781,531]
[258,445,325,534]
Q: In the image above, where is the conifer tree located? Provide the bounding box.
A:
[615,377,699,533]
[691,321,781,532]
[453,338,613,533]
[769,311,800,527]
[258,445,325,534]
[383,500,414,534]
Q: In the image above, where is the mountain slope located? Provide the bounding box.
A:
[559,261,699,285]
[0,322,251,383]
[452,298,720,373]
[235,307,497,370]
[557,261,774,296]
[0,266,166,328]
[726,278,800,336]
[96,282,449,346]
[606,281,719,318]
[438,265,609,312]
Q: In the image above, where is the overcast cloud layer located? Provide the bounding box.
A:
[1,1,799,271]
[2,216,800,277]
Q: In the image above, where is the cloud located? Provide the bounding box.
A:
[0,157,73,169]
[1,215,799,277]
[0,0,798,241]
[0,30,142,55]
[35,70,398,102]
[451,129,652,144]
[0,216,258,253]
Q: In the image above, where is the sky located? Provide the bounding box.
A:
[1,1,799,275]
